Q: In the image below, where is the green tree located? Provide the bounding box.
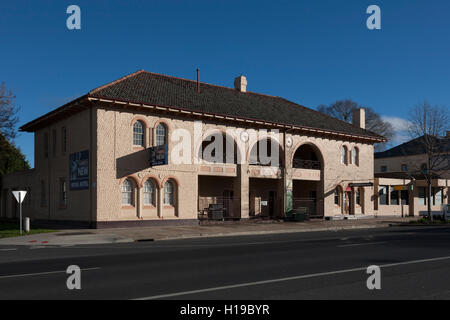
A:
[0,133,30,178]
[0,82,20,141]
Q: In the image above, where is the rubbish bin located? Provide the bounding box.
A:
[285,208,309,222]
[24,217,30,233]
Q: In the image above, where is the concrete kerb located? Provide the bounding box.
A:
[0,217,417,246]
[137,225,383,242]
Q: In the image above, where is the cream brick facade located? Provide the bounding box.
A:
[0,71,388,228]
[1,103,381,227]
[373,177,449,217]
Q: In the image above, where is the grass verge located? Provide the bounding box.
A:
[0,223,56,239]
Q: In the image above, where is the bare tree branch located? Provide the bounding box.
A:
[317,99,394,151]
[0,82,20,140]
[407,101,450,221]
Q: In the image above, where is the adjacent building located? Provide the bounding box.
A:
[374,135,450,217]
[1,70,386,227]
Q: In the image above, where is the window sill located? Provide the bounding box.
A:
[121,206,136,210]
[143,205,157,209]
[163,205,175,209]
[133,146,145,151]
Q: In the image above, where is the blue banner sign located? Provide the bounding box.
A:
[149,145,168,167]
[69,150,89,190]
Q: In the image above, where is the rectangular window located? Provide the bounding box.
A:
[381,166,387,172]
[334,190,340,205]
[52,129,57,157]
[434,188,443,206]
[418,187,427,206]
[379,186,388,205]
[401,190,409,205]
[40,180,46,207]
[390,187,399,205]
[401,164,408,172]
[60,178,67,207]
[44,132,49,158]
[61,127,67,155]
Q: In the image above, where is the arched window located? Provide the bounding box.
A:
[352,147,359,166]
[156,123,167,146]
[133,121,145,147]
[341,146,348,165]
[164,180,175,206]
[121,179,134,206]
[143,180,155,206]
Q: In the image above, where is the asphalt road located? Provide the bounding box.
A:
[1,226,450,300]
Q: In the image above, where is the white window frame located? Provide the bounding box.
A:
[156,123,167,146]
[122,179,134,206]
[143,180,155,206]
[164,180,174,206]
[133,121,145,147]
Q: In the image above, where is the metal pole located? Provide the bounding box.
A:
[19,193,22,236]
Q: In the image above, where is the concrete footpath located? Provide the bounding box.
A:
[0,216,416,246]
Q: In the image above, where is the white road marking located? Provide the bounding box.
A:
[337,242,386,248]
[0,267,101,280]
[134,255,450,300]
[0,248,17,252]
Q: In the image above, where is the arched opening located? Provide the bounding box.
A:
[197,132,241,221]
[198,132,241,164]
[249,138,283,167]
[247,138,284,219]
[292,143,325,218]
[293,144,321,169]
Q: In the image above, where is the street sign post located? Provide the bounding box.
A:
[12,191,27,235]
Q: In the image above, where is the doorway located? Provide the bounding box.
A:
[222,190,235,219]
[344,191,352,215]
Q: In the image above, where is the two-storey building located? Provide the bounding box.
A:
[374,135,450,217]
[0,70,385,227]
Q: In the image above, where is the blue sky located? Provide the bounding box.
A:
[1,0,449,167]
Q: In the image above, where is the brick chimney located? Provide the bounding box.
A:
[234,75,247,93]
[352,108,366,129]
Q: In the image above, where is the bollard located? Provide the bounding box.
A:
[24,217,30,233]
